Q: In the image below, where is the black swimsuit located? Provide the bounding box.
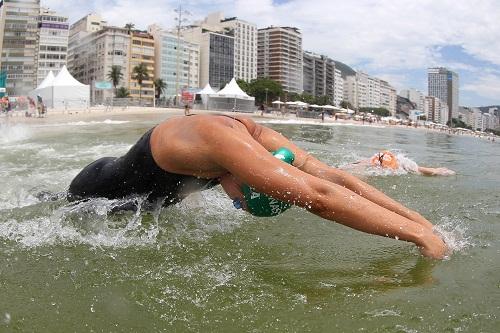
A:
[67,127,218,206]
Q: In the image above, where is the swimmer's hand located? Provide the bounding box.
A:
[417,231,448,259]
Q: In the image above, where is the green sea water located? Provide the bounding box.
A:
[0,112,499,332]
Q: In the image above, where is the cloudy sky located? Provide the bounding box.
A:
[44,0,500,106]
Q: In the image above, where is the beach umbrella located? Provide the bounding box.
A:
[272,100,284,104]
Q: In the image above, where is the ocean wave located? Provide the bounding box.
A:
[35,119,130,127]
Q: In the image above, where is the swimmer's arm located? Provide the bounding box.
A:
[254,125,434,229]
[206,125,445,259]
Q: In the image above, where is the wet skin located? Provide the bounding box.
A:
[150,114,447,259]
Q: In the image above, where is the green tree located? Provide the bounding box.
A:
[237,78,283,105]
[132,63,150,102]
[107,65,123,97]
[315,95,331,105]
[236,79,251,95]
[300,93,315,104]
[124,23,135,34]
[340,100,354,110]
[153,78,167,99]
[359,107,390,117]
[116,87,130,98]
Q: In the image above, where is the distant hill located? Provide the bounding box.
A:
[333,60,356,78]
[479,105,500,112]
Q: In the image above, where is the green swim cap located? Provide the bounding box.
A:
[241,147,295,217]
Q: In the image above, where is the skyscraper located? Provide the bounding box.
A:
[302,51,335,103]
[0,0,41,95]
[36,7,69,85]
[257,26,303,94]
[428,67,459,123]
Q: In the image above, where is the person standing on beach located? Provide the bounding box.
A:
[184,104,190,116]
[68,114,447,259]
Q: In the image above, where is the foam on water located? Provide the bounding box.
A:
[34,119,130,128]
[0,123,32,144]
[0,187,246,249]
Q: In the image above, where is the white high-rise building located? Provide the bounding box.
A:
[334,68,343,107]
[36,8,69,85]
[0,0,41,95]
[380,80,397,115]
[67,26,130,103]
[428,67,459,123]
[344,71,396,114]
[424,96,448,125]
[302,51,335,102]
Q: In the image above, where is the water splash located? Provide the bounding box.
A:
[0,124,32,144]
[434,217,473,255]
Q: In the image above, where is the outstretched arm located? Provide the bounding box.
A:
[206,123,446,258]
[251,124,435,230]
[417,166,456,176]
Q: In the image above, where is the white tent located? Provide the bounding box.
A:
[31,71,55,105]
[197,83,216,106]
[30,66,90,109]
[207,78,255,112]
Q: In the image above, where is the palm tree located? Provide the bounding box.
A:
[132,63,150,103]
[107,65,123,97]
[124,23,135,34]
[153,78,167,100]
[116,87,130,98]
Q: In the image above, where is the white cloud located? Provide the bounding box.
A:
[462,74,500,101]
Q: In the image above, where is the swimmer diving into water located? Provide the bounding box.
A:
[68,114,447,259]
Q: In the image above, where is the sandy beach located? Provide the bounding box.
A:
[1,106,497,142]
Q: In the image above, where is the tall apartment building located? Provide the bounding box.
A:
[127,31,155,104]
[428,67,459,123]
[0,0,41,95]
[148,24,199,99]
[194,12,256,82]
[334,68,343,107]
[400,88,425,112]
[344,72,396,114]
[68,26,130,103]
[424,95,448,125]
[302,51,335,103]
[380,80,397,115]
[182,26,234,90]
[257,26,303,94]
[36,8,69,85]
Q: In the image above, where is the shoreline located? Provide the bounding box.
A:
[0,106,497,142]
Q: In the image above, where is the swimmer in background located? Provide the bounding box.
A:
[68,114,447,259]
[343,150,456,176]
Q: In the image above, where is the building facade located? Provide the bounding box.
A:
[424,95,448,125]
[68,26,130,103]
[334,68,343,107]
[257,26,303,94]
[182,26,234,90]
[344,71,396,115]
[36,7,69,85]
[400,88,425,112]
[0,0,41,95]
[149,24,199,99]
[193,12,257,83]
[127,31,155,105]
[428,67,459,123]
[302,51,335,103]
